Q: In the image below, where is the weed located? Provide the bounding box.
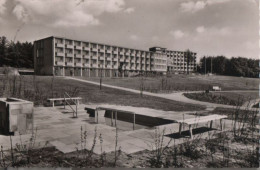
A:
[99,133,106,166]
[15,128,38,165]
[148,127,172,168]
[114,127,121,167]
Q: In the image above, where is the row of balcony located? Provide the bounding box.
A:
[57,53,152,62]
[55,61,152,69]
[56,45,156,56]
[56,52,154,59]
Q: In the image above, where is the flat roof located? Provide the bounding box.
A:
[34,36,196,55]
[85,104,198,122]
[35,36,163,55]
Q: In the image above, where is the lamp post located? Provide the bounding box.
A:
[100,63,103,90]
[204,56,206,76]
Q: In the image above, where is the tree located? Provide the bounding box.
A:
[0,36,34,68]
[118,62,125,77]
[184,49,195,74]
[0,36,9,66]
[199,55,259,78]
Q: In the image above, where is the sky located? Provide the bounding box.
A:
[0,0,258,60]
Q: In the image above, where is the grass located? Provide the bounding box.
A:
[77,74,259,92]
[0,75,205,111]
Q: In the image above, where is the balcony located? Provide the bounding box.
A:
[92,64,98,68]
[74,54,82,58]
[75,63,82,67]
[82,55,90,59]
[125,59,130,62]
[130,53,135,57]
[65,62,74,67]
[65,53,73,58]
[90,48,98,52]
[65,44,73,49]
[119,58,124,62]
[125,52,130,55]
[55,43,64,48]
[98,49,105,53]
[56,52,64,57]
[119,51,124,55]
[83,46,90,51]
[83,63,90,67]
[74,46,82,50]
[91,55,98,59]
[55,61,64,66]
[99,56,104,60]
[105,65,111,69]
[105,49,111,53]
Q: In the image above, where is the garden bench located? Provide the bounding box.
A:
[177,114,227,139]
[212,86,221,91]
[47,97,82,107]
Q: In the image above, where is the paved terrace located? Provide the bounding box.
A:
[0,104,233,154]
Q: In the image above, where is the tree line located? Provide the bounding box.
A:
[0,36,34,68]
[197,56,259,78]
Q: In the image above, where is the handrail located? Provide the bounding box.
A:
[64,92,77,105]
[64,92,78,118]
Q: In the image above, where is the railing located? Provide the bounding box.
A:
[64,92,78,118]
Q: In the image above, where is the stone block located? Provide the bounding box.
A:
[0,98,33,135]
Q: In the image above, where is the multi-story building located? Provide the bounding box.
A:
[34,36,167,77]
[149,47,197,73]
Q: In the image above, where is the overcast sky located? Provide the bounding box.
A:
[0,0,258,60]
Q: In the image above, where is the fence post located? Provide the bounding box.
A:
[76,100,78,118]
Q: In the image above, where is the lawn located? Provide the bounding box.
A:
[0,75,205,111]
[77,74,259,92]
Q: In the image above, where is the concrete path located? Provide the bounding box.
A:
[64,77,258,111]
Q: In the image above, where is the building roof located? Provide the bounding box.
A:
[34,36,197,55]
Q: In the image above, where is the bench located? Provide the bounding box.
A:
[212,86,221,91]
[177,114,227,139]
[47,97,82,107]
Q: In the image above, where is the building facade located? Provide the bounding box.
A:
[34,36,167,77]
[34,36,196,77]
[149,47,197,73]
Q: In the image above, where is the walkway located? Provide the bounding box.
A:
[64,77,257,111]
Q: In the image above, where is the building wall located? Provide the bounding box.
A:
[34,37,54,75]
[149,47,197,73]
[166,50,197,73]
[34,36,168,77]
